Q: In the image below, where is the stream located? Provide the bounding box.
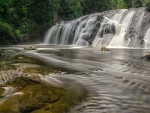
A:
[0,45,150,113]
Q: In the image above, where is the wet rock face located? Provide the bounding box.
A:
[88,15,104,44]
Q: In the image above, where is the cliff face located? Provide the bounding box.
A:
[44,8,150,48]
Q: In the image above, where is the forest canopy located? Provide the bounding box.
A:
[0,0,150,44]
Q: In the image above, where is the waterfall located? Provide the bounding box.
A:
[44,15,97,46]
[44,8,150,48]
[74,16,97,46]
[108,11,135,47]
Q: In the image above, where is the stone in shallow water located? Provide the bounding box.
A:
[141,54,150,59]
[101,46,110,51]
[24,46,37,50]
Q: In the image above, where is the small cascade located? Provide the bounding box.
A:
[44,8,150,48]
[144,27,150,48]
[44,15,98,46]
[111,9,127,23]
[74,16,97,46]
[108,11,135,47]
[92,17,120,47]
[44,21,79,45]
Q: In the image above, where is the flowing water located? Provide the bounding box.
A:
[0,7,150,113]
[0,46,150,113]
[44,8,150,48]
[144,27,150,48]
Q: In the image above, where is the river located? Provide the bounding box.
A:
[0,45,150,113]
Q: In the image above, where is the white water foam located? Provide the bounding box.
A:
[108,11,135,47]
[144,27,150,48]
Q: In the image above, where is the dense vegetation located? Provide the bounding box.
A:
[0,0,150,45]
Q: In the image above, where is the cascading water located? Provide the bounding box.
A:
[108,11,135,47]
[92,17,121,47]
[44,8,150,48]
[44,15,98,46]
[1,7,150,113]
[144,27,150,48]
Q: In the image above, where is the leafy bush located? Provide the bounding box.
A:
[145,1,150,11]
[0,22,15,44]
[1,0,150,44]
[15,29,21,36]
[0,0,10,21]
[59,0,83,20]
[20,18,32,34]
[132,0,142,8]
[31,0,59,26]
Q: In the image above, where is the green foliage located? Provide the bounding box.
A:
[0,22,15,44]
[117,0,127,9]
[59,0,83,20]
[132,0,142,8]
[20,18,31,34]
[15,30,21,35]
[31,0,59,25]
[145,1,150,11]
[124,0,133,8]
[111,0,143,9]
[0,0,10,21]
[82,0,111,14]
[0,0,149,45]
[139,0,150,11]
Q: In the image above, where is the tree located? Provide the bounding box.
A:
[0,0,10,21]
[82,0,111,14]
[31,0,59,25]
[58,0,83,20]
[145,1,150,11]
[132,0,142,8]
[117,0,127,8]
[139,0,150,11]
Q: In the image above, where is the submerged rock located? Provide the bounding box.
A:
[24,46,37,50]
[141,54,150,59]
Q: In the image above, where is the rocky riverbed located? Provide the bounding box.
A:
[0,47,88,113]
[0,45,150,113]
